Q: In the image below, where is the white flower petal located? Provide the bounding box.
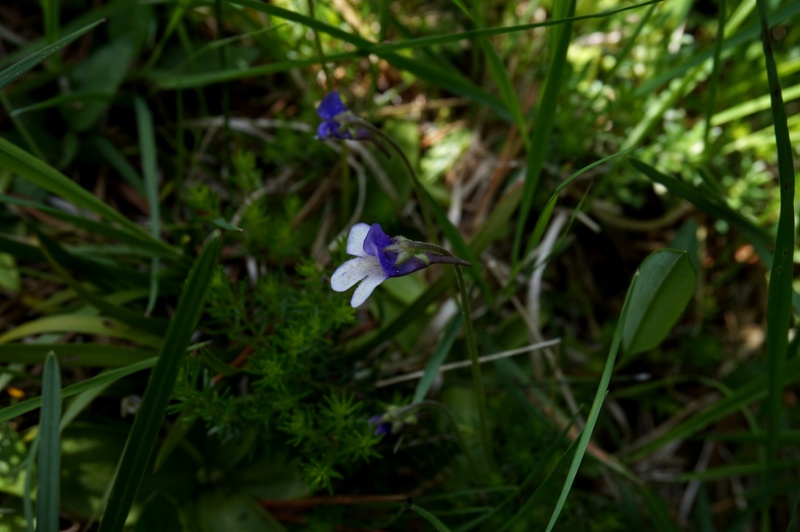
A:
[346,223,371,256]
[331,255,381,292]
[350,272,387,307]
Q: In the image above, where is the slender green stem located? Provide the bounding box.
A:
[358,121,437,242]
[454,265,494,470]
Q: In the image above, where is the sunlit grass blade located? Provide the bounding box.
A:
[543,263,638,532]
[0,137,178,259]
[0,19,104,91]
[134,97,162,316]
[36,352,61,532]
[756,0,796,468]
[224,0,508,119]
[511,0,575,264]
[98,232,222,531]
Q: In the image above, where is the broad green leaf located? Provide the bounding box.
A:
[0,19,104,91]
[190,490,286,532]
[98,232,222,531]
[36,352,61,532]
[622,249,696,358]
[134,493,182,532]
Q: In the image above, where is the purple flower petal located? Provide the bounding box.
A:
[317,91,348,120]
[363,224,393,257]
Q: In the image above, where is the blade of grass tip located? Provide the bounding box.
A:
[756,0,795,470]
[702,0,726,149]
[36,352,61,532]
[98,232,221,532]
[508,147,638,293]
[0,19,104,91]
[511,0,575,265]
[133,98,162,316]
[544,272,638,532]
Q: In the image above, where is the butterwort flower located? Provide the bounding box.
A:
[316,91,370,141]
[331,223,471,307]
[368,406,418,437]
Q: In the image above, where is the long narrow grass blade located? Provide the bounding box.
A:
[702,0,726,147]
[0,344,153,367]
[0,137,177,258]
[0,357,157,424]
[0,19,104,91]
[98,232,222,531]
[133,97,162,316]
[36,230,168,334]
[511,0,575,263]
[756,0,796,467]
[412,315,462,404]
[36,352,61,532]
[544,263,638,532]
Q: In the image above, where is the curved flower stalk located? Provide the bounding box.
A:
[331,223,471,308]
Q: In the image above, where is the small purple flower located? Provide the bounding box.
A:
[368,414,393,436]
[316,91,370,141]
[331,223,471,307]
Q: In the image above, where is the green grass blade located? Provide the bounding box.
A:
[703,0,726,147]
[35,352,61,532]
[544,262,638,532]
[0,19,104,91]
[511,0,575,263]
[0,344,154,367]
[0,357,157,424]
[0,137,178,259]
[409,502,452,531]
[133,97,162,316]
[756,0,796,467]
[225,0,508,119]
[0,315,162,348]
[98,232,222,531]
[628,356,800,460]
[413,315,462,404]
[35,230,169,334]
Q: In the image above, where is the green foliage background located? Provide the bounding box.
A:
[0,0,798,529]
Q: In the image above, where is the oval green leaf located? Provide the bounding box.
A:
[623,249,697,358]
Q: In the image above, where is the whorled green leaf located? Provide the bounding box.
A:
[622,249,696,358]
